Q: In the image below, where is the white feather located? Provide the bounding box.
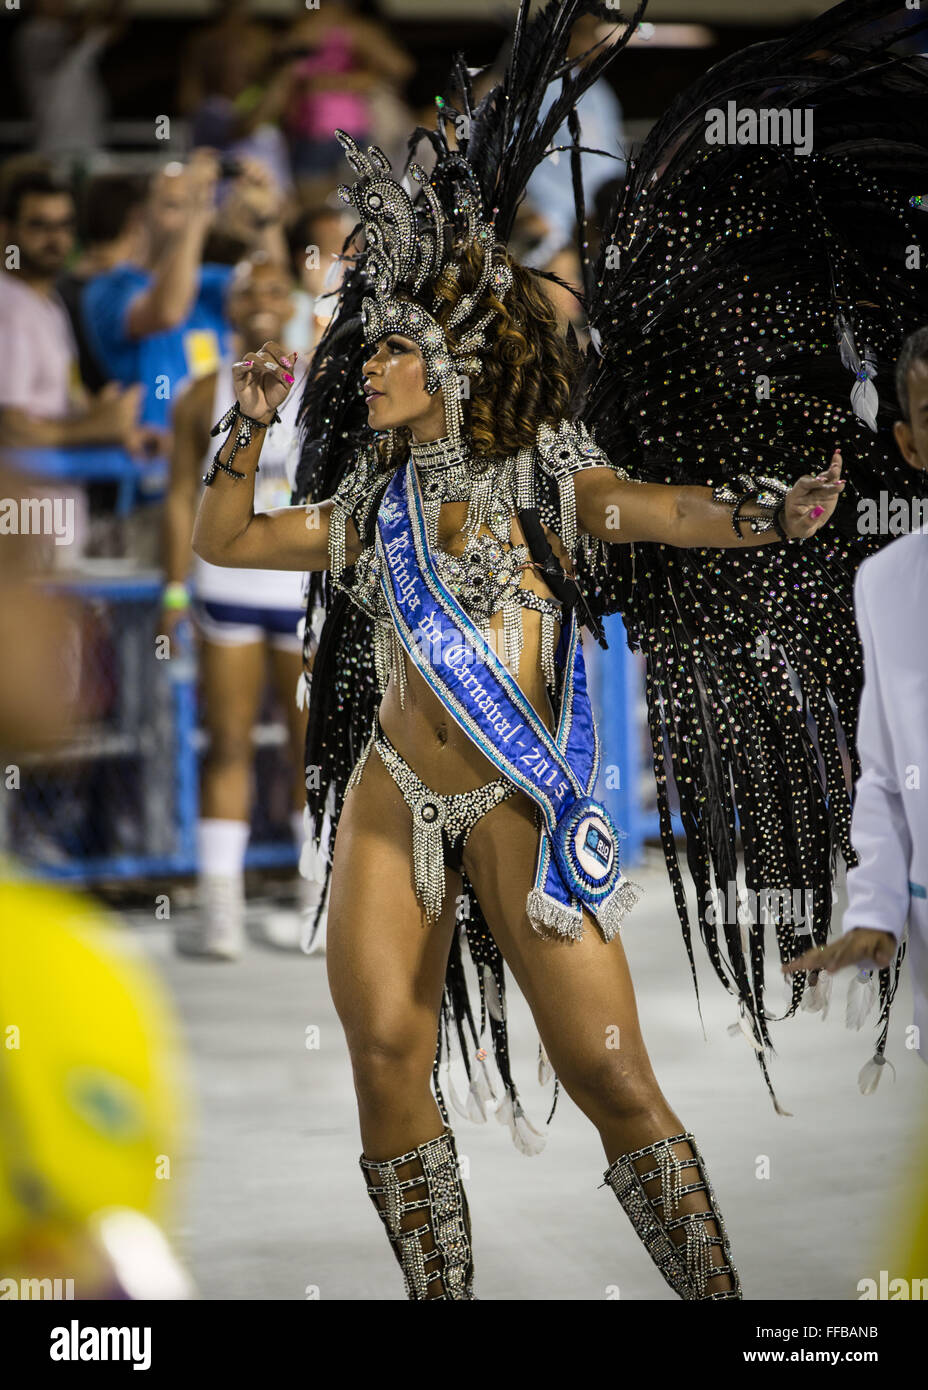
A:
[835,311,859,372]
[537,1040,554,1086]
[465,1078,488,1124]
[482,964,505,1023]
[734,1012,765,1053]
[511,1100,546,1157]
[846,970,878,1030]
[801,969,832,1020]
[299,836,325,882]
[442,1064,472,1122]
[857,1052,896,1095]
[473,1057,496,1104]
[851,375,879,433]
[495,1090,514,1130]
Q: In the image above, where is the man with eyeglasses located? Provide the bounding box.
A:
[0,168,142,451]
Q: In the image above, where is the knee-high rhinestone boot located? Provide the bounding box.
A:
[602,1131,742,1299]
[360,1125,476,1300]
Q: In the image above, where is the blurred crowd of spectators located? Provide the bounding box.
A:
[0,1,628,567]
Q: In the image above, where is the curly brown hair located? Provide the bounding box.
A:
[375,241,580,466]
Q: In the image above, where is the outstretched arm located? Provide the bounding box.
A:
[192,341,361,573]
[576,449,844,548]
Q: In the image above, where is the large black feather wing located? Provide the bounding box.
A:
[574,0,928,1105]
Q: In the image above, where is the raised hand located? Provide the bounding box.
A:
[232,341,297,424]
[782,448,845,538]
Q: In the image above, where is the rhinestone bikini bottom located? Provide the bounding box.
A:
[347,714,517,921]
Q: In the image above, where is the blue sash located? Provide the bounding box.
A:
[375,458,639,942]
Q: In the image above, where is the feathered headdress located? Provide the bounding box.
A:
[334,128,514,444]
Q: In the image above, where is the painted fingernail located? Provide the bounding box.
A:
[282,372,295,384]
[810,506,824,519]
[243,359,254,367]
[280,355,293,368]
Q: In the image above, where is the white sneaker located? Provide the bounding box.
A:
[247,904,303,951]
[247,875,328,953]
[176,874,246,960]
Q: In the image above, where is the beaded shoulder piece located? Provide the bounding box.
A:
[327,442,393,583]
[535,418,629,562]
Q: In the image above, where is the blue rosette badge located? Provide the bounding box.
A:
[552,796,623,905]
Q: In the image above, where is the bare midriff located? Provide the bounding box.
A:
[378,497,571,793]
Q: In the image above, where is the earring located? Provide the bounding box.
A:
[440,374,464,447]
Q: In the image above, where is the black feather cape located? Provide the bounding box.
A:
[575,0,928,1107]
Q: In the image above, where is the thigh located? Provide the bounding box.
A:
[326,742,461,1056]
[198,635,267,741]
[461,791,660,1099]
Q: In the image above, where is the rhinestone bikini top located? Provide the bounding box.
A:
[326,419,626,698]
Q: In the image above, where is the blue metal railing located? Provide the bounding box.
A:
[590,613,671,866]
[6,446,167,515]
[17,565,297,885]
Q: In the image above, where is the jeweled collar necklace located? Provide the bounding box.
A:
[408,433,473,473]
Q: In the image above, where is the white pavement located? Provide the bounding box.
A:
[131,856,928,1300]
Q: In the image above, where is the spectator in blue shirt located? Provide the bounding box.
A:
[82,151,287,436]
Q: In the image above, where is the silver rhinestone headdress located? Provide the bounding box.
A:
[334,129,513,443]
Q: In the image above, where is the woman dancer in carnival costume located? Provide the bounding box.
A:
[194,0,928,1300]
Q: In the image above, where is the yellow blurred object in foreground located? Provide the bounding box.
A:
[0,874,190,1295]
[896,1102,928,1291]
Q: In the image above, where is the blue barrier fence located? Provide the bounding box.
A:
[6,445,167,516]
[7,574,298,883]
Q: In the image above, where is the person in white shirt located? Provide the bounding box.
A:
[162,254,325,960]
[785,325,928,1070]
